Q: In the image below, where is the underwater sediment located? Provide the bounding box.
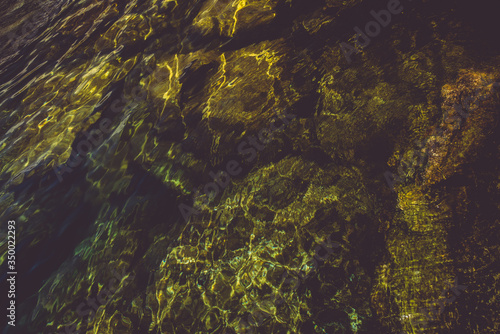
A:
[0,0,499,333]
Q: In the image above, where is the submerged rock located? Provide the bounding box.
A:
[1,0,499,333]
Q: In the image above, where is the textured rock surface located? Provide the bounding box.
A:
[0,0,499,333]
